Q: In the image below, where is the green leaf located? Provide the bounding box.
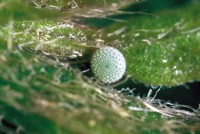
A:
[0,20,96,58]
[0,0,63,24]
[102,2,200,86]
[0,101,61,134]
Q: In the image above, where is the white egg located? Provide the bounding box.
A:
[91,46,126,83]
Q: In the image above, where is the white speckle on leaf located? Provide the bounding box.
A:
[91,46,126,83]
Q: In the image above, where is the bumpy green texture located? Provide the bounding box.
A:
[0,0,200,134]
[0,20,94,57]
[103,3,200,86]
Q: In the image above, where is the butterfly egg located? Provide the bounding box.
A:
[91,46,126,83]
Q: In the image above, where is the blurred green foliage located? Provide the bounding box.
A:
[0,0,65,24]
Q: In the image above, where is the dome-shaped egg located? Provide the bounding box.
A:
[91,46,126,83]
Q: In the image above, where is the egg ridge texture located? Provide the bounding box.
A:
[91,46,126,83]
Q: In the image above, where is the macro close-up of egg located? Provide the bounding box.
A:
[91,47,126,83]
[0,0,200,134]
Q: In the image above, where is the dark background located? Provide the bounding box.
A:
[116,79,200,109]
